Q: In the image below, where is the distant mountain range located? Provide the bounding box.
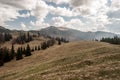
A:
[0,26,119,41]
[39,26,119,41]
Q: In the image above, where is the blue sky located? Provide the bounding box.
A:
[0,0,120,33]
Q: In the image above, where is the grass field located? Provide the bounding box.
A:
[0,41,120,80]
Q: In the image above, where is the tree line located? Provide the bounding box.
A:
[0,33,12,43]
[12,32,33,44]
[0,44,32,66]
[100,36,120,45]
[0,31,69,67]
[0,37,69,67]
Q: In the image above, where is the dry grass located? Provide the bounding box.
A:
[0,41,120,80]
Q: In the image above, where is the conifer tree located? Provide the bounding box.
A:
[58,39,61,45]
[38,45,41,50]
[35,46,37,51]
[25,44,32,56]
[0,48,4,66]
[10,44,15,60]
[3,48,11,62]
[16,47,23,60]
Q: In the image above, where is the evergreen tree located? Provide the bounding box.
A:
[41,42,47,50]
[16,47,23,60]
[58,39,61,45]
[31,47,34,52]
[38,45,41,50]
[3,48,11,62]
[10,44,15,60]
[35,46,37,51]
[23,47,26,55]
[0,48,4,66]
[25,44,32,56]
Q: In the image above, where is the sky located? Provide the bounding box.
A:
[0,0,120,33]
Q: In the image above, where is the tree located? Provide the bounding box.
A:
[10,44,15,60]
[100,36,120,45]
[3,47,11,62]
[35,46,37,51]
[58,39,61,45]
[0,48,4,66]
[25,44,32,56]
[16,47,23,60]
[41,42,47,50]
[38,45,41,51]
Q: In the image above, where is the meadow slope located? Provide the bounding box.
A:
[0,41,120,80]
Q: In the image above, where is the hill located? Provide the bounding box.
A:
[0,41,120,80]
[0,26,11,33]
[39,26,119,41]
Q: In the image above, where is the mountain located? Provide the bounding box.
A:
[39,26,119,41]
[0,26,11,33]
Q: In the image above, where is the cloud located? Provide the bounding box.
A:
[0,0,37,10]
[107,10,120,18]
[0,3,19,26]
[31,0,49,22]
[111,0,120,10]
[51,17,65,27]
[70,0,94,7]
[44,0,70,4]
[50,7,78,17]
[0,0,119,33]
[70,0,108,15]
[106,19,120,33]
[21,23,27,30]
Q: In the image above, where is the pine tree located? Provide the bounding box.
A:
[25,44,32,56]
[35,46,37,51]
[38,45,41,51]
[10,44,15,60]
[41,42,47,50]
[3,48,11,62]
[31,47,34,52]
[58,39,61,45]
[0,48,4,66]
[16,47,23,60]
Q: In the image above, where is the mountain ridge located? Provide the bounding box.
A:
[39,26,119,41]
[0,26,119,41]
[0,26,11,33]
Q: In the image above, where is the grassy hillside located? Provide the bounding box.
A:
[0,41,120,80]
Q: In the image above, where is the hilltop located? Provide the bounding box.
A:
[0,41,120,80]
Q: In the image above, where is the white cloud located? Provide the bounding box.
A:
[0,0,119,33]
[51,17,65,27]
[35,22,50,30]
[0,0,37,10]
[70,0,94,7]
[50,7,78,17]
[111,0,120,10]
[44,0,70,4]
[31,0,49,22]
[21,23,27,31]
[0,3,19,26]
[30,21,35,26]
[70,0,108,15]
